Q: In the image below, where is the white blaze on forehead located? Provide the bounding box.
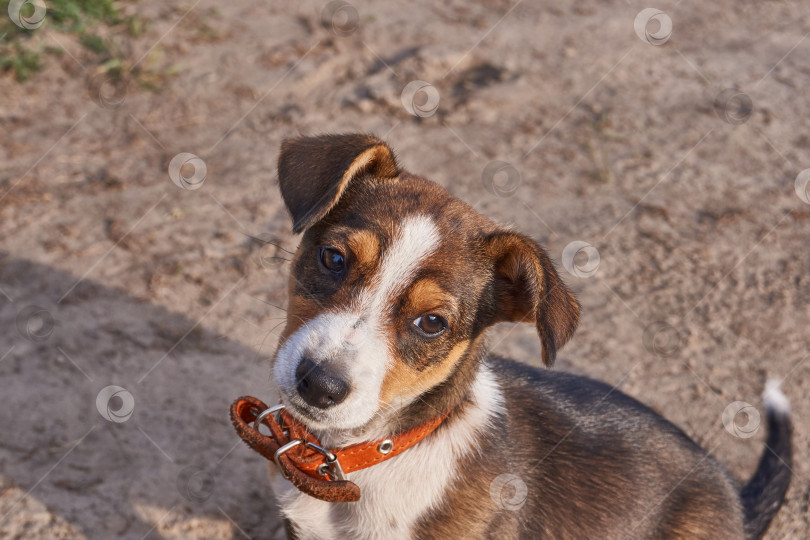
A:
[363,214,441,313]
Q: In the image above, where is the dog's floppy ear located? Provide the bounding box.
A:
[277,134,399,233]
[483,232,580,366]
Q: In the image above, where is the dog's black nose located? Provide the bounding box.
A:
[295,358,350,408]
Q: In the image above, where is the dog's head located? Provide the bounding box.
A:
[272,134,579,434]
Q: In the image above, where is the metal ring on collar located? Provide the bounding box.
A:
[254,404,286,431]
[304,441,338,462]
[304,441,346,481]
[316,462,334,479]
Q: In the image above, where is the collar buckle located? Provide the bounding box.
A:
[259,408,348,482]
[306,441,346,481]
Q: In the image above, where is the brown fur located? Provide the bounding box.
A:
[346,229,381,272]
[379,339,470,406]
[414,360,746,539]
[278,134,399,233]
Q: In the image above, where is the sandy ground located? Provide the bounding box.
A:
[1,0,809,538]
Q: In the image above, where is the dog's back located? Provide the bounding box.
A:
[416,358,791,540]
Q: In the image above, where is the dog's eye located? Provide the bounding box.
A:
[413,314,447,336]
[319,247,346,274]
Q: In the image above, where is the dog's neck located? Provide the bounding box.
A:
[308,337,487,449]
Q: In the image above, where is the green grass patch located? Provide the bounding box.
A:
[79,32,108,54]
[0,0,121,81]
[0,44,41,82]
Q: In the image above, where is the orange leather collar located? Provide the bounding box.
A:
[230,396,449,502]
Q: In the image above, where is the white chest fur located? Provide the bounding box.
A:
[270,366,504,540]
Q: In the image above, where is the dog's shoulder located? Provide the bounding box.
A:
[489,355,684,435]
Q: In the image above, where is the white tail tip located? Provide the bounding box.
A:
[764,379,790,415]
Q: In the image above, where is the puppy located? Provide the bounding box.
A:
[261,134,791,539]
